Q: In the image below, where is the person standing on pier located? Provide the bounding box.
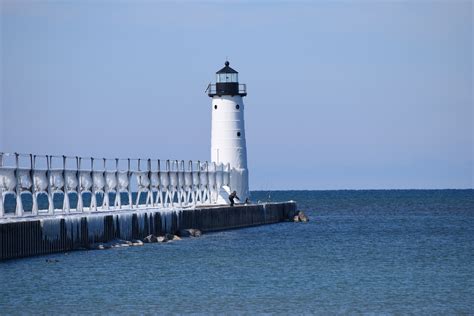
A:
[229,191,240,207]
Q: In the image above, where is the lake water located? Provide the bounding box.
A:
[1,190,473,314]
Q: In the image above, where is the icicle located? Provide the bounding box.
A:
[137,211,149,235]
[160,209,174,233]
[65,216,82,243]
[87,215,104,242]
[117,213,133,241]
[41,218,61,241]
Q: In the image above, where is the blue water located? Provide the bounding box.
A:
[1,190,473,314]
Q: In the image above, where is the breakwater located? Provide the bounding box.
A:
[0,202,296,260]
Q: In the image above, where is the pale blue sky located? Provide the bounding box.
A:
[1,0,472,189]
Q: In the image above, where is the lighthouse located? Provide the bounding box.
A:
[207,61,249,203]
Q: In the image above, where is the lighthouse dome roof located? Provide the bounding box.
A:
[216,61,238,74]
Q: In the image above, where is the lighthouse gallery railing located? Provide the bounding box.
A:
[0,152,231,218]
[205,83,247,96]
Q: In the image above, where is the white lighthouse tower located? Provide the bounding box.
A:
[207,61,249,203]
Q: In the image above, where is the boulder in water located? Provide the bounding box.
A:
[91,243,111,250]
[113,240,133,246]
[157,236,167,243]
[110,239,130,247]
[143,235,158,243]
[178,229,202,238]
[297,211,309,222]
[178,229,191,237]
[132,240,144,246]
[291,211,309,222]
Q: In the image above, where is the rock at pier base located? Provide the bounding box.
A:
[157,236,167,243]
[132,240,144,246]
[91,239,145,250]
[178,229,202,238]
[291,211,309,222]
[143,234,185,243]
[298,211,309,222]
[143,235,158,243]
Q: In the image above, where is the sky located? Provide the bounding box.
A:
[0,0,472,190]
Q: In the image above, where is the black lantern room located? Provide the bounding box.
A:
[207,61,247,97]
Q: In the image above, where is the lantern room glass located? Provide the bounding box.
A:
[217,73,238,83]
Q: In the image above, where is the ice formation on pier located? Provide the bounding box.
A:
[34,208,185,244]
[40,218,61,241]
[0,153,231,218]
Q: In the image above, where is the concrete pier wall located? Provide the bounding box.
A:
[0,202,296,260]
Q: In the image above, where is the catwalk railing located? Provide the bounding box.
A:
[0,153,231,218]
